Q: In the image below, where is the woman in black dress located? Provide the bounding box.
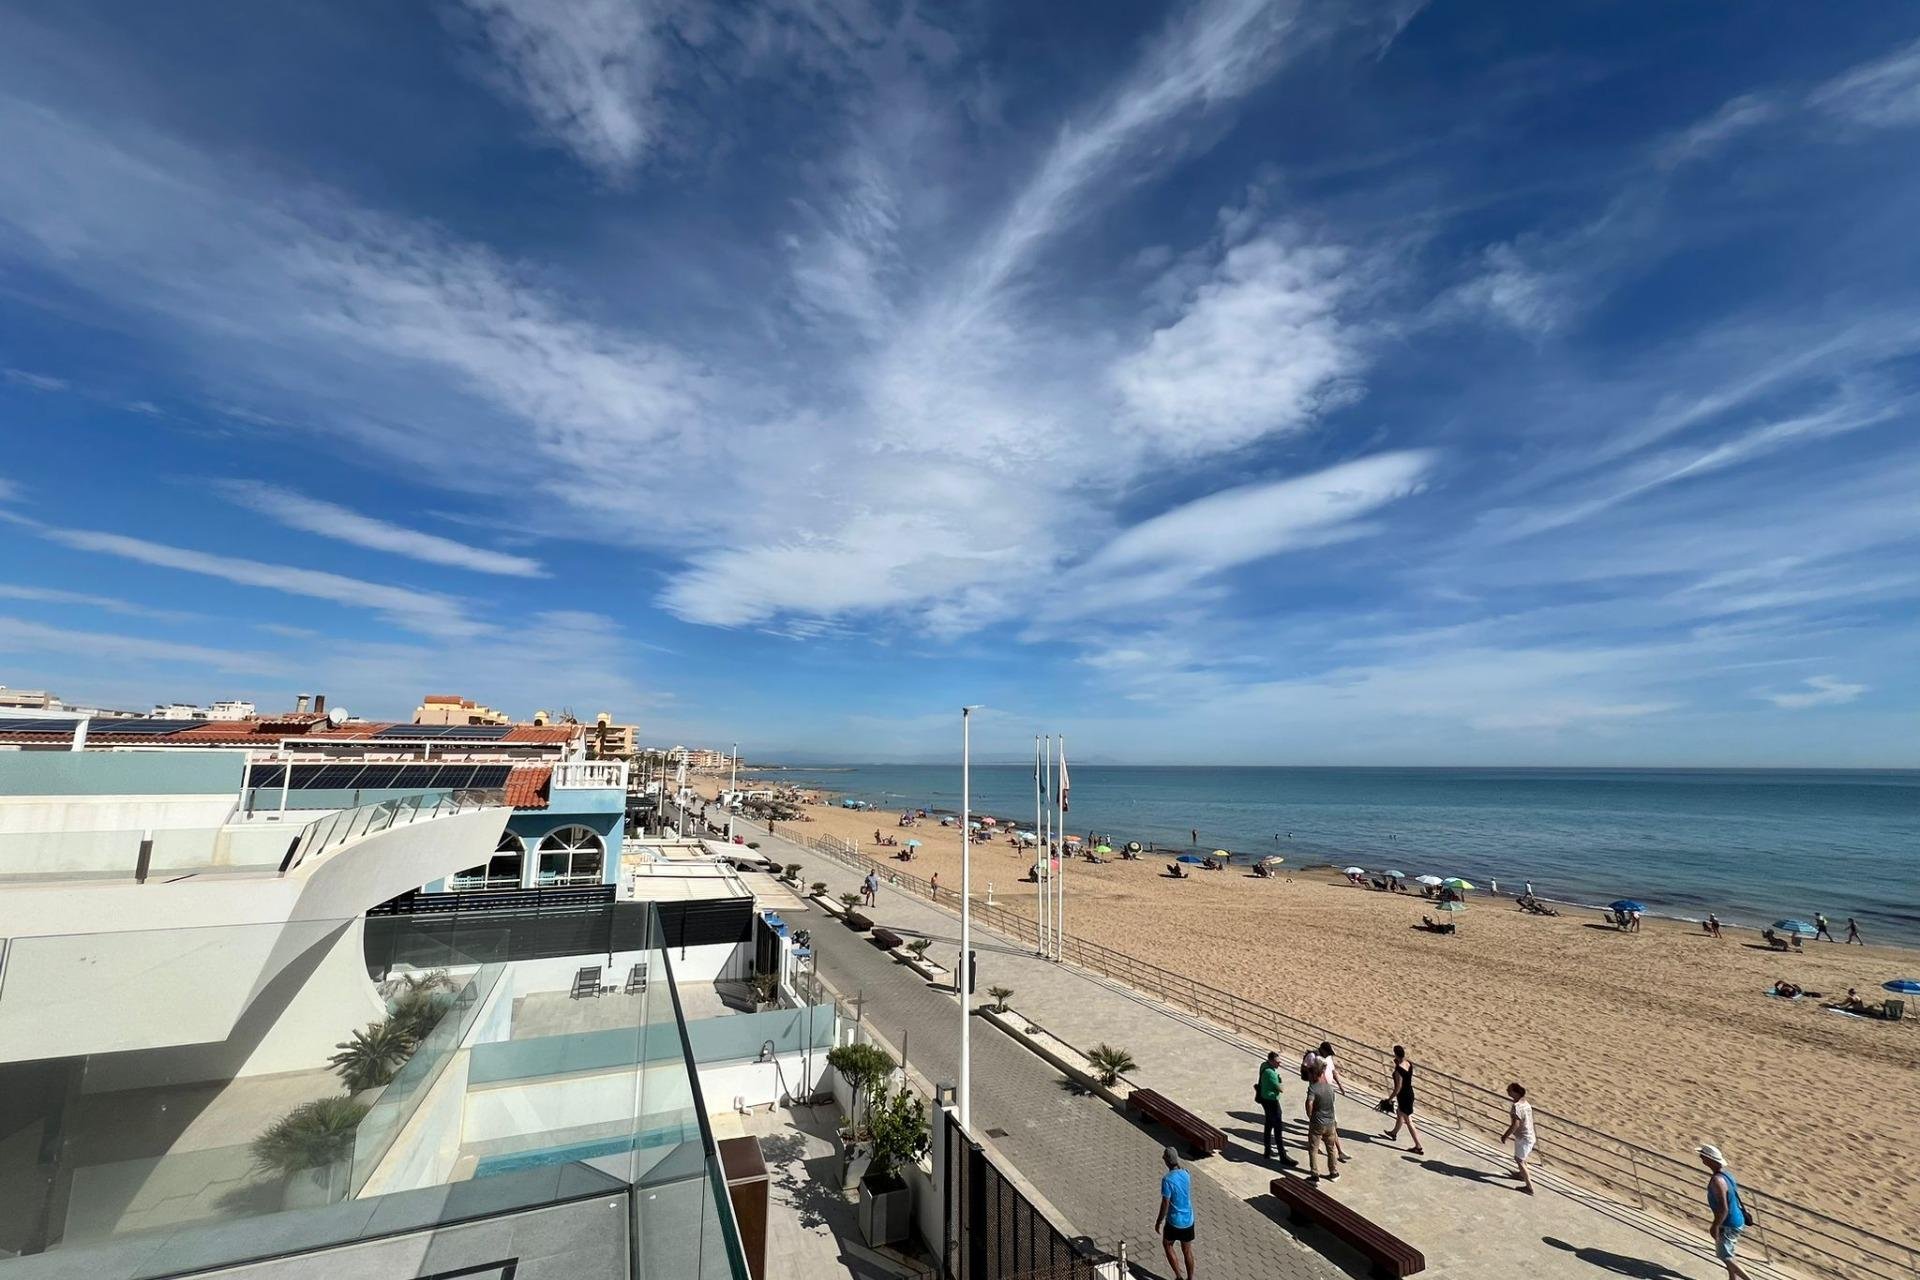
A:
[1382,1045,1426,1154]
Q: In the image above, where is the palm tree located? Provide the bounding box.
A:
[1087,1043,1137,1087]
[986,985,1014,1012]
[328,1020,415,1092]
[251,1096,369,1176]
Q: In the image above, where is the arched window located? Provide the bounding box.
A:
[452,830,524,891]
[536,825,604,886]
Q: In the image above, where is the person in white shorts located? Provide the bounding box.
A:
[1500,1082,1536,1195]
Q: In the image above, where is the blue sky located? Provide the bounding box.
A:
[1,1,1916,765]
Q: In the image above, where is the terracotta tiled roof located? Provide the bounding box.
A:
[505,765,552,810]
[501,725,580,744]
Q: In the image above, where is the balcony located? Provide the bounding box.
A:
[552,760,628,790]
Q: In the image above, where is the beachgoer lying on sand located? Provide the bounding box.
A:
[1418,915,1457,935]
[1167,862,1188,879]
[1202,857,1223,871]
[1832,988,1870,1013]
[1761,928,1790,951]
[1773,981,1803,999]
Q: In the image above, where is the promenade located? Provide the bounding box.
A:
[738,814,1798,1280]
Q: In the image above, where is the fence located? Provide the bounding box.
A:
[943,1109,1111,1280]
[796,830,1919,1280]
[284,788,506,871]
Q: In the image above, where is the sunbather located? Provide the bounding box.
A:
[1168,862,1188,879]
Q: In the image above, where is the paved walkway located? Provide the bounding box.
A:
[747,817,1799,1280]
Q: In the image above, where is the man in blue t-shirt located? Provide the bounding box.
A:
[1155,1145,1197,1280]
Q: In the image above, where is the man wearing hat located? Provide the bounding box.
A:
[1698,1143,1752,1280]
[1154,1146,1197,1280]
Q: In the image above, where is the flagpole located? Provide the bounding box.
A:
[1033,735,1045,957]
[959,706,974,1130]
[1056,736,1066,961]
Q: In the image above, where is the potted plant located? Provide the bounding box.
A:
[810,880,829,897]
[252,1095,368,1208]
[386,970,456,1042]
[1087,1043,1137,1087]
[987,985,1014,1013]
[750,972,781,1012]
[905,939,932,962]
[838,892,862,912]
[826,1042,893,1189]
[783,862,803,883]
[858,1084,928,1247]
[327,1019,415,1094]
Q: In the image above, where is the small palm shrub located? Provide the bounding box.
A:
[1087,1043,1137,1087]
[839,892,862,910]
[328,1019,415,1092]
[251,1096,369,1176]
[987,985,1014,1012]
[810,880,829,896]
[784,863,803,881]
[906,938,932,960]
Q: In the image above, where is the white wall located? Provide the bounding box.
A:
[660,939,751,983]
[698,1050,822,1113]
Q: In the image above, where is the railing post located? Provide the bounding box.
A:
[1624,1140,1647,1208]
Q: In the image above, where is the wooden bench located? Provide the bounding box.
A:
[1269,1175,1425,1277]
[870,927,904,949]
[1125,1088,1225,1157]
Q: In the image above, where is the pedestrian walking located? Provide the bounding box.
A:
[1300,1041,1347,1097]
[862,870,878,907]
[1845,917,1862,945]
[1155,1146,1197,1280]
[1304,1066,1345,1179]
[930,871,939,899]
[1254,1051,1298,1166]
[1698,1144,1752,1279]
[1501,1082,1536,1195]
[1815,912,1835,942]
[1380,1046,1425,1154]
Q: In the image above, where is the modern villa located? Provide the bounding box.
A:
[0,736,840,1280]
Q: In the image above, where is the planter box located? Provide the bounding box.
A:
[979,1006,1137,1108]
[811,894,846,918]
[858,1173,912,1247]
[905,955,950,987]
[837,1134,871,1193]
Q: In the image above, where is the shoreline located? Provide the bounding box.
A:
[750,771,1920,953]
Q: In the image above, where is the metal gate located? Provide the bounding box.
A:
[942,1111,1112,1280]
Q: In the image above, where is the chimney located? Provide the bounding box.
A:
[295,694,311,714]
[313,693,326,714]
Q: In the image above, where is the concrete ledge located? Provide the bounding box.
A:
[810,893,846,918]
[979,1006,1138,1109]
[904,954,951,988]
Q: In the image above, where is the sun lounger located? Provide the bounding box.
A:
[571,965,603,999]
[624,962,649,994]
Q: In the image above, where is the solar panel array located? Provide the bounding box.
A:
[0,717,205,736]
[373,724,514,740]
[247,763,515,791]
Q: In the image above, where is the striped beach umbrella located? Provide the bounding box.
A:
[1443,877,1475,891]
[1881,979,1920,995]
[1773,919,1818,937]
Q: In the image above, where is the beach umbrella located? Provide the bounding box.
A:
[1443,877,1475,891]
[1608,899,1647,914]
[1094,844,1113,854]
[905,838,922,848]
[1773,919,1818,937]
[1882,979,1920,995]
[1065,834,1083,843]
[1343,866,1367,875]
[981,817,998,826]
[1415,874,1444,887]
[1212,849,1231,858]
[1437,899,1466,913]
[1384,869,1406,878]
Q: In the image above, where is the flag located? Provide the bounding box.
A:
[1058,746,1070,812]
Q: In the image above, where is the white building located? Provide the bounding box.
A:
[208,698,257,720]
[150,701,208,720]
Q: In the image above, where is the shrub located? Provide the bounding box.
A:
[251,1096,369,1176]
[987,985,1014,1012]
[810,880,829,895]
[906,938,932,959]
[388,982,456,1043]
[838,892,862,910]
[327,1019,415,1092]
[1087,1043,1137,1087]
[827,1042,895,1137]
[784,863,803,881]
[865,1084,929,1184]
[751,972,780,1005]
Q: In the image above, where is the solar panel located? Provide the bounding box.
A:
[471,765,512,788]
[431,766,478,789]
[88,719,207,736]
[374,724,513,740]
[352,764,408,789]
[0,718,80,734]
[306,764,366,789]
[393,765,441,787]
[248,764,287,789]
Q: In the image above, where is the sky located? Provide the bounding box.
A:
[0,1,1917,766]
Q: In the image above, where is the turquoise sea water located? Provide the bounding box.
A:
[751,765,1920,945]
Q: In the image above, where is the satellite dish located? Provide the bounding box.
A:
[327,706,348,726]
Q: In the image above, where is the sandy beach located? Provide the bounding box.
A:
[747,788,1920,1228]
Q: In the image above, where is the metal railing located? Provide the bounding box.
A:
[284,788,506,873]
[795,830,1919,1280]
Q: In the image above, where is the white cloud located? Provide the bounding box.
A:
[1654,92,1780,168]
[0,617,282,674]
[0,583,196,622]
[216,481,545,577]
[457,0,667,181]
[1809,38,1920,128]
[37,527,485,638]
[1445,242,1563,333]
[4,368,68,392]
[1762,674,1868,709]
[1113,229,1363,455]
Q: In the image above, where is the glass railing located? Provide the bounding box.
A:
[0,905,746,1279]
[284,789,507,871]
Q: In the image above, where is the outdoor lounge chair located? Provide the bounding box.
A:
[572,965,604,999]
[624,962,648,994]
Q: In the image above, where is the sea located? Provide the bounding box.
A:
[748,765,1920,946]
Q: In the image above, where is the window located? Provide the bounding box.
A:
[452,830,525,891]
[536,825,604,886]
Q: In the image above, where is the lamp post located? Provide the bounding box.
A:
[960,705,978,1129]
[725,742,738,843]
